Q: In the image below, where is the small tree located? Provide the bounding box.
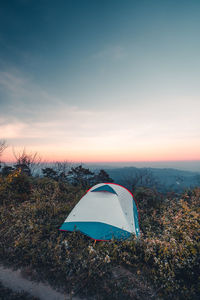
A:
[1,165,14,176]
[67,165,94,187]
[53,160,71,181]
[13,148,41,176]
[121,169,158,192]
[94,169,113,184]
[42,167,58,180]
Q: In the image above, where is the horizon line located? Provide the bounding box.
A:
[2,159,200,164]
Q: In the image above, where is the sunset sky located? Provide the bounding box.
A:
[0,0,200,163]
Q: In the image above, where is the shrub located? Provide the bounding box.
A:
[0,177,199,299]
[0,169,31,204]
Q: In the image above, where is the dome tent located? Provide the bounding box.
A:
[59,183,140,240]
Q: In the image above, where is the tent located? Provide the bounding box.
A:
[59,183,140,240]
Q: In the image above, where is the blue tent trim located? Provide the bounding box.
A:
[59,221,132,240]
[91,184,117,195]
[133,200,140,236]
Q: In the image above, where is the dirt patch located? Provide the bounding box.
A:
[0,265,82,300]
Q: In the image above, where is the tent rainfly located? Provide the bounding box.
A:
[59,183,140,240]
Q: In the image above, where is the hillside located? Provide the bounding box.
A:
[103,167,200,193]
[0,170,199,299]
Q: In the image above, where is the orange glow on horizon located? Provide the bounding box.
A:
[2,137,200,163]
[2,149,200,164]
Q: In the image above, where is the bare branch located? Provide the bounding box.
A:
[53,160,72,175]
[120,168,158,192]
[12,147,41,176]
[0,140,8,157]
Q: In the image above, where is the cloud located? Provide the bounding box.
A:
[0,69,66,121]
[0,68,200,161]
[0,70,27,97]
[0,120,26,139]
[93,45,126,60]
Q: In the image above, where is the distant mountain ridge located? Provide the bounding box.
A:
[102,167,200,193]
[86,160,200,172]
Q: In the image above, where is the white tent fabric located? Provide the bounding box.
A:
[59,183,140,240]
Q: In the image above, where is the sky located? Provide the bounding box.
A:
[0,0,200,163]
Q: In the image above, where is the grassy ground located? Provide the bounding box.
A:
[0,173,199,299]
